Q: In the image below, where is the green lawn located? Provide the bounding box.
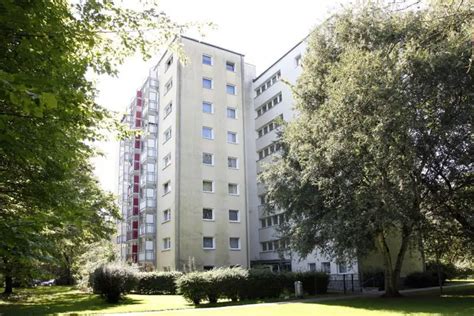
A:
[0,283,473,315]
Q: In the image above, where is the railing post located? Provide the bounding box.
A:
[351,274,354,293]
[343,274,346,294]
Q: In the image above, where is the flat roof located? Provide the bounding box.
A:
[253,36,308,82]
[181,36,245,57]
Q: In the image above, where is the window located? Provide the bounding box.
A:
[163,237,171,250]
[203,265,214,270]
[226,61,236,72]
[227,131,237,144]
[202,208,214,221]
[164,79,173,94]
[202,77,213,89]
[259,194,266,205]
[202,54,212,65]
[256,114,283,138]
[295,54,302,67]
[163,127,172,143]
[163,181,171,195]
[226,84,236,95]
[260,219,266,228]
[257,142,281,160]
[202,127,214,140]
[261,242,267,251]
[163,153,171,168]
[309,263,316,272]
[203,237,215,249]
[338,262,348,274]
[202,101,213,114]
[227,107,236,119]
[321,262,331,274]
[164,102,172,118]
[227,157,238,169]
[256,93,283,117]
[255,71,281,96]
[202,180,214,193]
[229,210,239,222]
[202,153,214,166]
[229,237,240,250]
[165,55,173,71]
[228,183,239,195]
[163,209,171,222]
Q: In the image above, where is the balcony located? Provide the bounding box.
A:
[139,224,156,236]
[140,149,157,163]
[116,235,126,244]
[140,198,157,212]
[126,230,138,241]
[138,250,155,262]
[140,173,156,187]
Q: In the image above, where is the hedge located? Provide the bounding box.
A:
[89,263,137,303]
[176,268,329,305]
[135,271,183,295]
[404,271,445,288]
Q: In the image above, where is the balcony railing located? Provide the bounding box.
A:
[140,174,156,187]
[140,198,157,211]
[139,224,155,236]
[116,235,126,244]
[126,230,138,241]
[138,250,155,261]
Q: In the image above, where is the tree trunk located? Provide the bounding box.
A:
[436,253,443,295]
[4,275,13,295]
[376,228,410,297]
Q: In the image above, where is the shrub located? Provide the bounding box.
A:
[295,272,330,295]
[211,267,248,302]
[135,271,183,295]
[175,271,210,305]
[404,271,443,288]
[240,269,284,300]
[89,263,137,303]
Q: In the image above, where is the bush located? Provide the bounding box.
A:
[295,272,330,295]
[135,271,183,295]
[240,269,284,300]
[404,271,444,288]
[175,271,210,305]
[210,267,248,302]
[89,263,137,303]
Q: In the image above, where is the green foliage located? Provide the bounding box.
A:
[175,271,209,305]
[135,271,183,295]
[0,0,194,294]
[261,0,473,296]
[90,263,138,303]
[176,268,329,305]
[404,271,444,288]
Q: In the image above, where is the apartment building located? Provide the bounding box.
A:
[117,36,422,279]
[117,36,255,270]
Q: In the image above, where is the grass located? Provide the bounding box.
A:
[0,283,472,315]
[0,286,192,315]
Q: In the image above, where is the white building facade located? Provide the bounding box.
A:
[117,36,358,276]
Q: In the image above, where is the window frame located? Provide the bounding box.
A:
[202,54,213,66]
[227,131,238,144]
[202,208,215,221]
[202,101,214,114]
[202,152,214,166]
[202,236,215,249]
[202,126,214,140]
[226,84,237,95]
[163,181,171,196]
[202,180,214,193]
[162,209,171,223]
[162,237,171,250]
[202,77,213,89]
[226,61,236,72]
[227,156,238,169]
[163,152,171,169]
[228,183,239,196]
[228,209,240,222]
[229,237,241,250]
[226,107,237,119]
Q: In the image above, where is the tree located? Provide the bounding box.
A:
[0,0,192,294]
[261,0,473,297]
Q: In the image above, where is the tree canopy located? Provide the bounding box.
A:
[0,0,190,293]
[262,0,473,296]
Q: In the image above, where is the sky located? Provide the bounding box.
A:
[92,0,352,194]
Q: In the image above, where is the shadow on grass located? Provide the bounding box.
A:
[303,285,474,316]
[0,286,142,316]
